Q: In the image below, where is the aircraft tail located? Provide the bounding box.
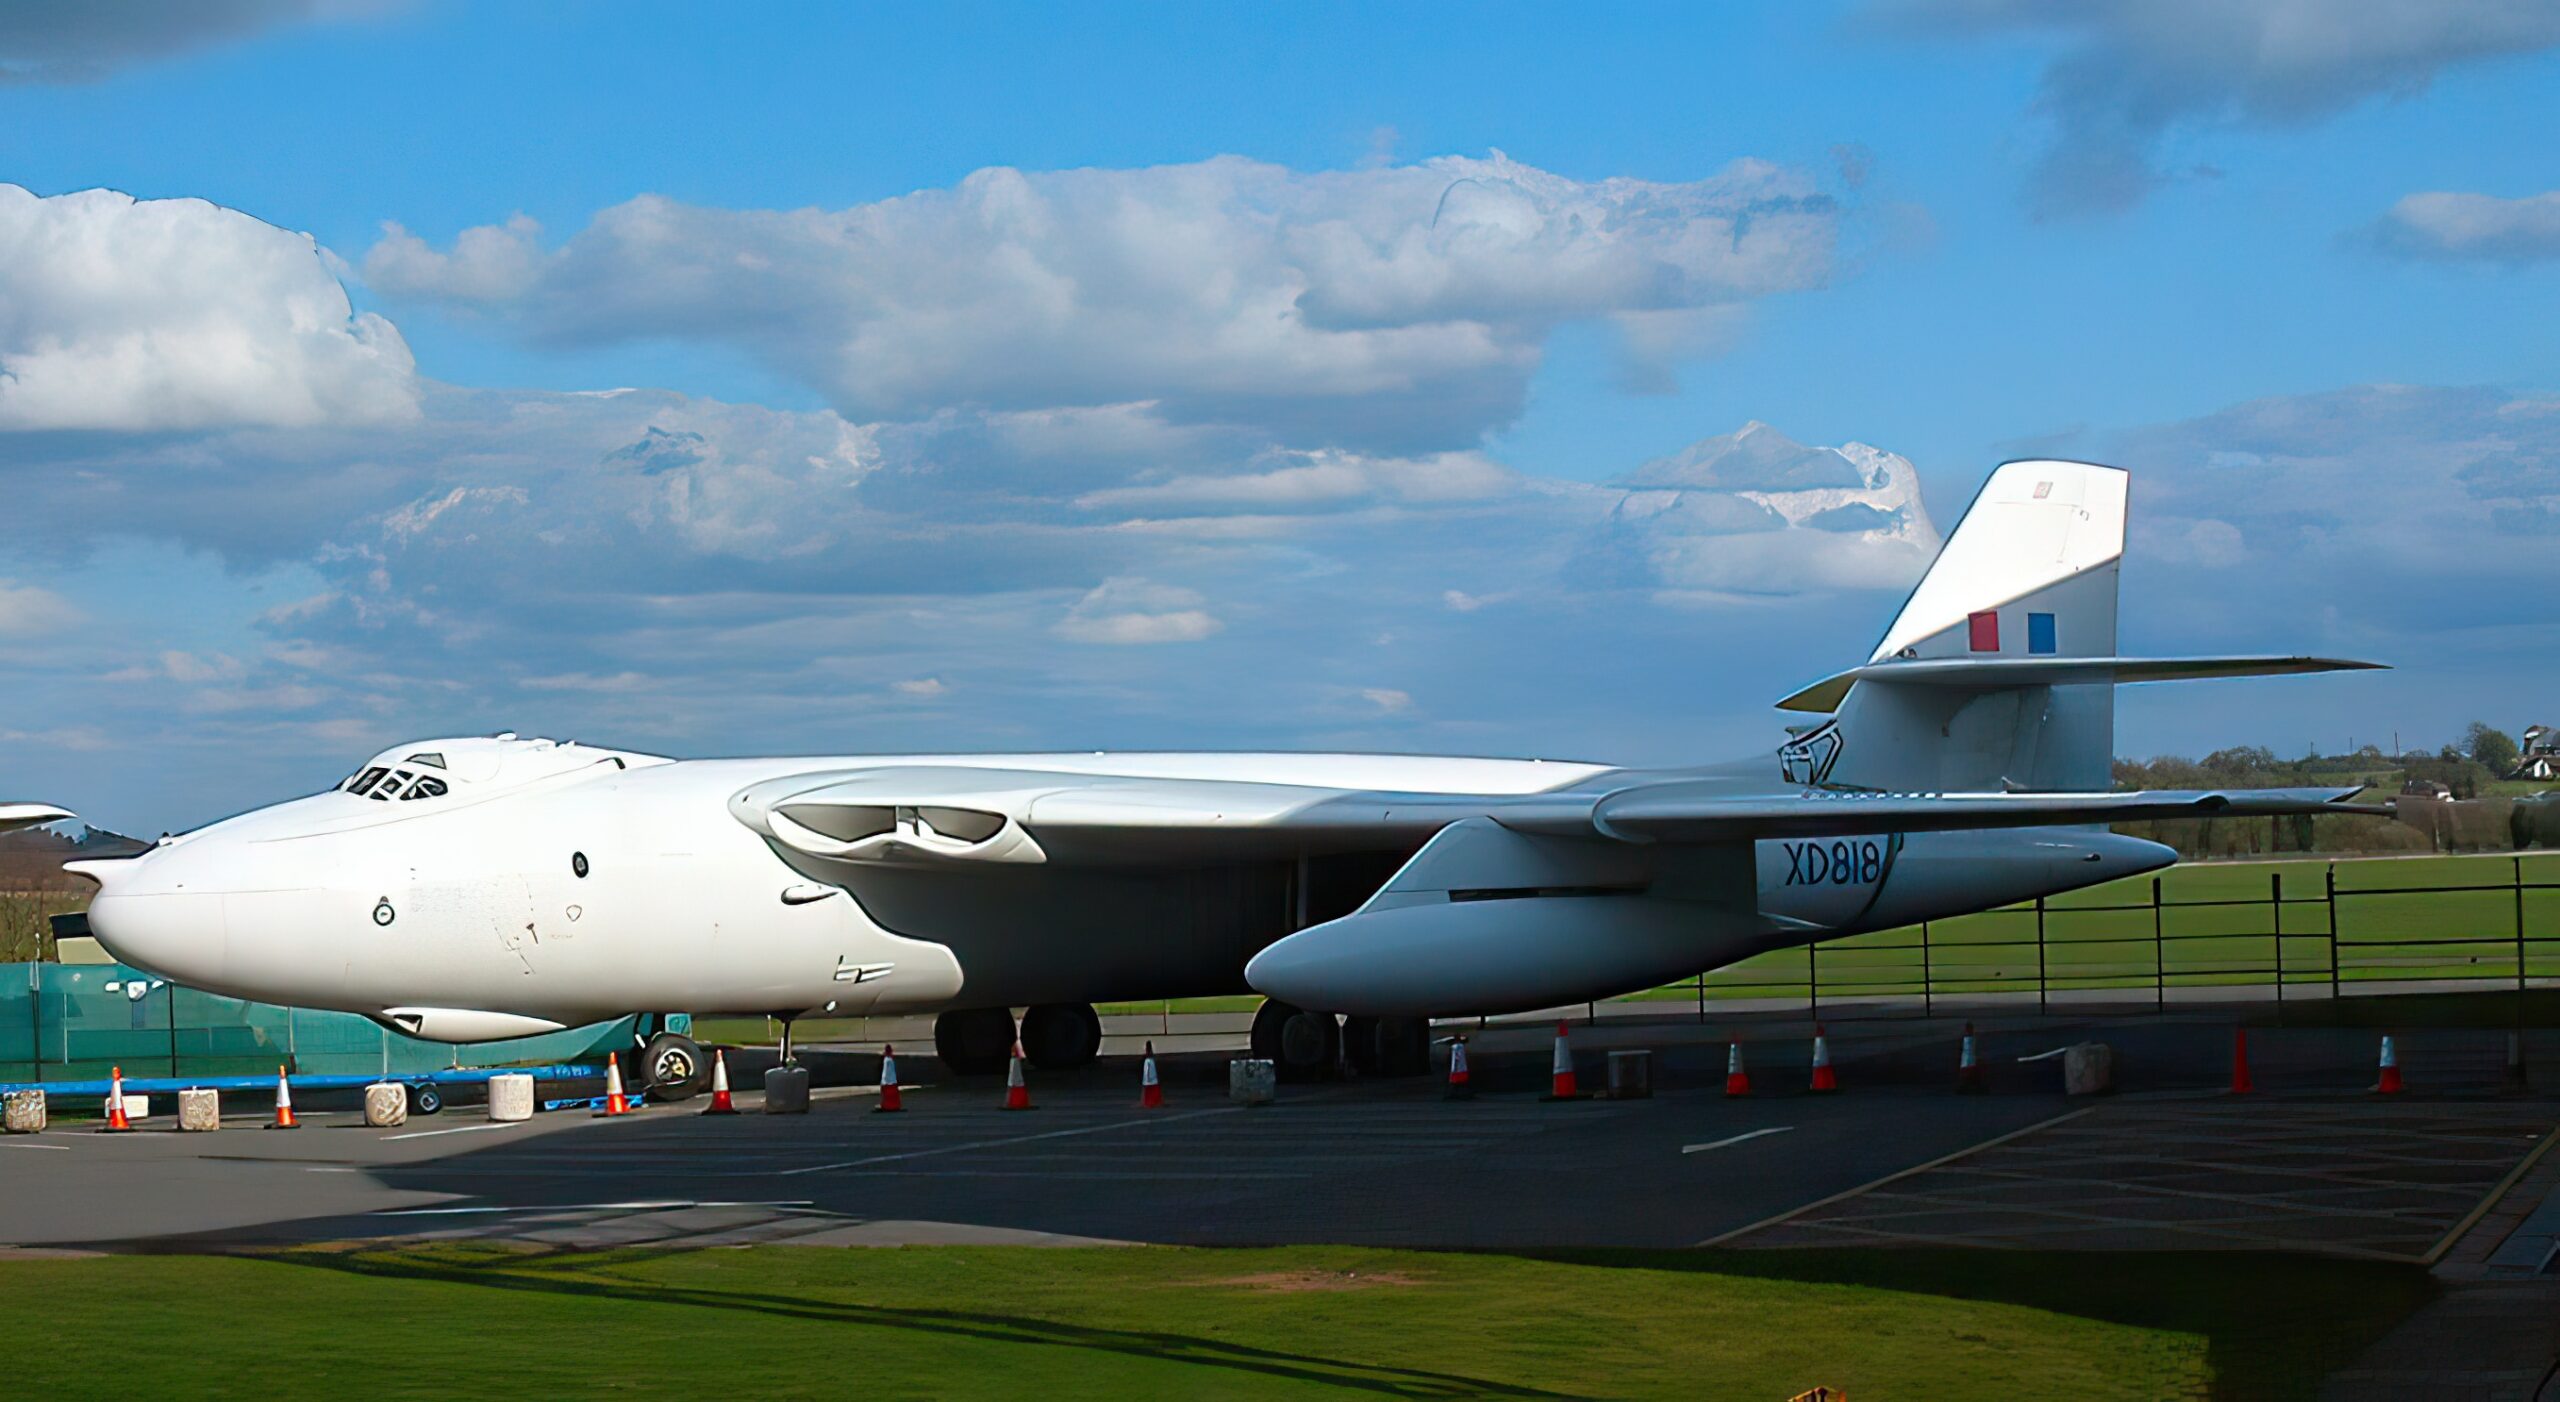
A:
[1774,459,2376,794]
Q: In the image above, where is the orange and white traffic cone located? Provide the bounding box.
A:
[1955,1022,1985,1094]
[1809,1026,1838,1093]
[1140,1041,1164,1109]
[1445,1037,1474,1100]
[1002,1039,1033,1110]
[1542,1020,1581,1100]
[598,1052,630,1116]
[2374,1034,2404,1095]
[875,1045,904,1113]
[1724,1041,1752,1097]
[701,1049,739,1115]
[100,1066,134,1133]
[2229,1028,2255,1095]
[269,1065,300,1129]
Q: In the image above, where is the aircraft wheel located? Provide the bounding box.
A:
[410,1082,444,1116]
[1022,1003,1102,1069]
[934,1007,1016,1075]
[1251,1000,1337,1081]
[641,1031,710,1101]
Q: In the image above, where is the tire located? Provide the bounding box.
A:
[1251,1000,1338,1081]
[640,1031,710,1101]
[1343,1015,1382,1075]
[1021,1003,1103,1070]
[410,1082,444,1116]
[934,1007,1017,1075]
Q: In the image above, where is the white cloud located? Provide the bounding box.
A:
[1880,0,2560,217]
[1359,687,1413,713]
[2372,190,2560,262]
[1075,448,1515,516]
[363,152,1845,451]
[891,677,948,698]
[1054,578,1225,645]
[0,185,419,430]
[0,581,79,637]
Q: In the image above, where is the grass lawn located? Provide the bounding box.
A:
[0,1243,2430,1400]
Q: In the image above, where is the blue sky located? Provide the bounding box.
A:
[2,1,2558,830]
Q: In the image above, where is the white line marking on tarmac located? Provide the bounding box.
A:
[373,1199,816,1216]
[383,1122,521,1142]
[779,1104,1244,1176]
[1683,1127,1794,1154]
[0,1141,69,1150]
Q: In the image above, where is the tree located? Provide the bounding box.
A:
[2464,722,2520,776]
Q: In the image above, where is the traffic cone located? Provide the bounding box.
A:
[875,1045,903,1113]
[1809,1026,1839,1093]
[1445,1037,1474,1100]
[1002,1039,1033,1110]
[1140,1041,1164,1109]
[2229,1028,2255,1095]
[100,1066,134,1133]
[1955,1023,1985,1094]
[598,1052,630,1116]
[1724,1041,1752,1097]
[2374,1035,2404,1095]
[1542,1020,1581,1100]
[269,1065,300,1129]
[700,1049,739,1114]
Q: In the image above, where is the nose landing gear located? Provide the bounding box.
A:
[638,1030,711,1101]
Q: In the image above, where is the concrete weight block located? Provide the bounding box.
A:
[1229,1058,1276,1106]
[364,1081,409,1127]
[2064,1042,2114,1096]
[3,1089,44,1133]
[486,1073,534,1122]
[763,1065,811,1114]
[177,1087,221,1132]
[1604,1049,1654,1099]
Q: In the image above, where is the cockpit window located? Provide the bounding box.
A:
[345,766,389,795]
[399,775,448,801]
[404,752,447,769]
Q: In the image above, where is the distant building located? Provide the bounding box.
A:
[2514,725,2559,781]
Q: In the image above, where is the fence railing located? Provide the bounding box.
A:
[1668,854,2560,1021]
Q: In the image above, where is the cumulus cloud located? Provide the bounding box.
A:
[2370,190,2560,263]
[0,185,418,430]
[0,1,365,85]
[0,580,79,637]
[1879,0,2560,217]
[363,152,1845,451]
[1054,578,1224,645]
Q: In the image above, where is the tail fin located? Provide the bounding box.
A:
[1776,459,2380,795]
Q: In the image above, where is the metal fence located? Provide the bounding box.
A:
[0,961,635,1084]
[1679,854,2560,1020]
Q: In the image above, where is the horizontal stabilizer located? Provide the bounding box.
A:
[0,802,73,836]
[1498,785,2380,844]
[1776,655,2385,714]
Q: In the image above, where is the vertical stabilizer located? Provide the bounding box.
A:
[1795,460,2128,794]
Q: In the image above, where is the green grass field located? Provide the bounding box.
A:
[0,1244,2432,1399]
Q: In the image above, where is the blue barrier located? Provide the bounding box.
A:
[0,1063,604,1098]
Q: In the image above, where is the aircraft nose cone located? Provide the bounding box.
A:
[81,853,230,986]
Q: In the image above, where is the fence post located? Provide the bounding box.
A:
[166,982,179,1078]
[2326,864,2341,1001]
[27,962,40,1084]
[1696,970,1706,1025]
[2517,855,2529,996]
[2271,871,2285,1006]
[2035,896,2048,1014]
[2152,877,2165,1013]
[1808,941,1819,1017]
[1920,921,1933,1017]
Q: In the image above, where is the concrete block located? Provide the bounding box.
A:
[486,1072,534,1122]
[3,1089,44,1133]
[1604,1049,1653,1099]
[763,1065,811,1114]
[2064,1042,2114,1096]
[1228,1058,1276,1106]
[364,1081,409,1127]
[177,1087,221,1132]
[122,1094,150,1121]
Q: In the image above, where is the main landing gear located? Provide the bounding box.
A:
[933,1004,1103,1074]
[1250,1001,1431,1082]
[638,1029,712,1101]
